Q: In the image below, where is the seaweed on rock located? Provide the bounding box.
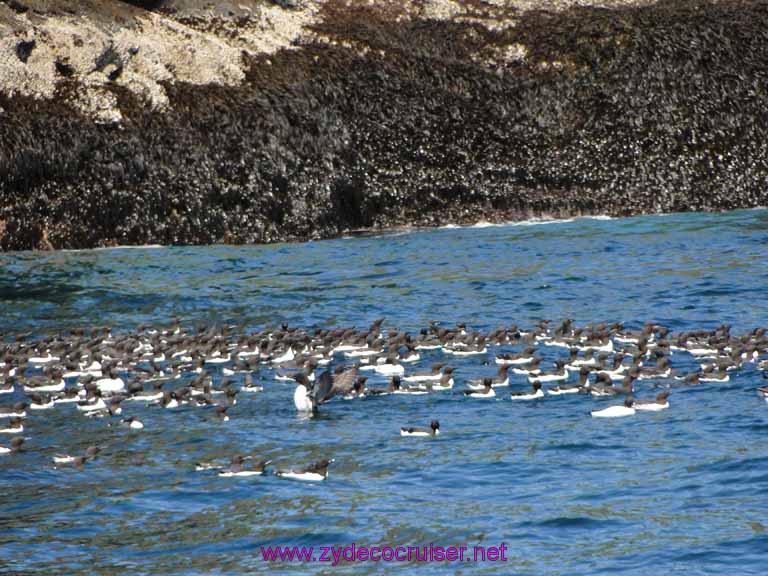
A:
[1,0,768,250]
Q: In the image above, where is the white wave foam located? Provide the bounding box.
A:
[580,215,615,221]
[61,244,166,253]
[514,218,576,226]
[444,214,615,230]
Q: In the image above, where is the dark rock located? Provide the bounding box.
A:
[94,43,122,73]
[15,40,35,64]
[55,61,75,77]
[271,0,302,9]
[108,65,124,82]
[119,0,166,9]
[7,1,28,14]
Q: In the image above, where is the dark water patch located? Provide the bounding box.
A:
[542,442,626,452]
[518,516,625,530]
[692,455,768,476]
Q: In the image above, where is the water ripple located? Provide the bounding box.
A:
[0,209,767,574]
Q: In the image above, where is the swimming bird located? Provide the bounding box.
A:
[510,381,544,400]
[512,357,542,375]
[669,372,701,386]
[463,378,496,398]
[560,347,591,367]
[495,347,536,365]
[756,386,768,402]
[222,356,258,375]
[213,405,229,422]
[576,336,614,354]
[241,373,264,392]
[530,360,568,383]
[372,357,405,376]
[77,389,107,412]
[548,367,590,395]
[634,391,670,411]
[699,367,730,382]
[218,455,271,477]
[683,343,720,357]
[638,357,672,380]
[121,416,144,429]
[392,344,420,364]
[591,396,636,418]
[591,373,634,397]
[386,375,427,394]
[94,368,126,393]
[276,458,335,481]
[128,381,165,402]
[400,420,440,437]
[614,323,654,345]
[160,390,181,409]
[204,349,231,365]
[403,363,445,383]
[343,377,368,399]
[0,377,14,394]
[311,366,359,405]
[52,445,100,467]
[0,418,23,434]
[343,342,382,359]
[66,357,103,378]
[596,354,628,380]
[23,373,65,394]
[293,366,358,412]
[0,437,25,455]
[444,335,487,356]
[224,388,239,406]
[366,375,403,396]
[28,393,55,410]
[54,388,80,404]
[414,334,442,350]
[28,351,60,366]
[275,358,318,382]
[468,365,511,390]
[85,397,123,418]
[0,402,27,418]
[269,345,296,365]
[425,367,455,391]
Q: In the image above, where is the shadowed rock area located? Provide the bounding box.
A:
[1,0,768,250]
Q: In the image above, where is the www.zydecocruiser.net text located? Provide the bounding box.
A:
[261,543,509,565]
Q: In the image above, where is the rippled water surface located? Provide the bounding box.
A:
[1,209,768,575]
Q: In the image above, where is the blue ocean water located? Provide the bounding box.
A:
[1,208,767,575]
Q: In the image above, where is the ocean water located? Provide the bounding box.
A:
[1,208,767,575]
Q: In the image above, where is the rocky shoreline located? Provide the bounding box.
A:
[2,0,768,250]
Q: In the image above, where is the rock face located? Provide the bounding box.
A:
[1,0,768,250]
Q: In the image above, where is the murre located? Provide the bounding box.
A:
[276,458,335,481]
[463,378,496,398]
[633,391,670,411]
[591,396,636,418]
[510,381,544,400]
[52,445,100,467]
[400,420,440,437]
[0,437,25,455]
[218,455,271,477]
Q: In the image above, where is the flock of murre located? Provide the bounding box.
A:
[1,318,767,478]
